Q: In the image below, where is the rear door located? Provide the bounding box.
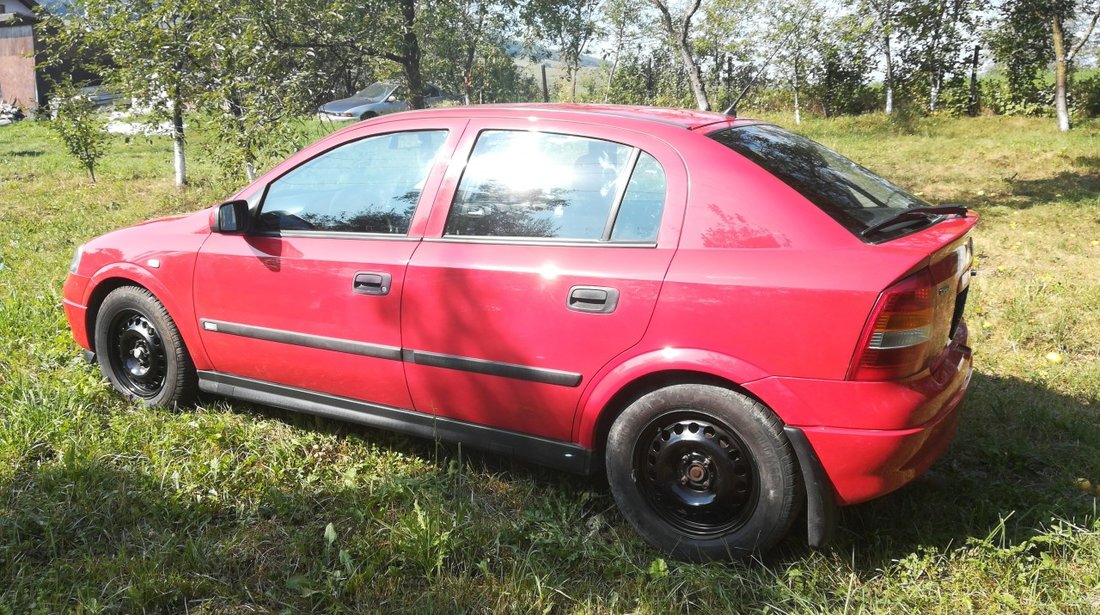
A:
[193,118,466,408]
[400,119,687,441]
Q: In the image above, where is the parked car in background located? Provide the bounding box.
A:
[63,104,977,561]
[318,82,448,121]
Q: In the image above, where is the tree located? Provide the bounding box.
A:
[652,0,709,110]
[49,84,108,183]
[1054,1,1100,130]
[992,0,1099,130]
[854,0,901,113]
[72,0,213,187]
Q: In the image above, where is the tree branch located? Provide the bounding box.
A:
[1068,2,1100,61]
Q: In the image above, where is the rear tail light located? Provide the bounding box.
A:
[848,269,936,381]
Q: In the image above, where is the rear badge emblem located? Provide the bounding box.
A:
[938,285,950,296]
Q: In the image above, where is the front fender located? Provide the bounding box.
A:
[85,262,212,371]
[571,348,771,448]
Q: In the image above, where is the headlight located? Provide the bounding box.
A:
[69,244,84,273]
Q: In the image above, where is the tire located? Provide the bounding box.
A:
[605,384,800,561]
[93,286,197,408]
[359,111,377,121]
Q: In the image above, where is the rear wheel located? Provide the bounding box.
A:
[94,286,196,407]
[359,111,377,121]
[605,384,800,561]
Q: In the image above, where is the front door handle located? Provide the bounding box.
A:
[568,285,619,314]
[353,271,392,296]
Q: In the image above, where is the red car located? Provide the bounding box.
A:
[63,105,976,560]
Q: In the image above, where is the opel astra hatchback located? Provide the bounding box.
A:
[63,104,977,561]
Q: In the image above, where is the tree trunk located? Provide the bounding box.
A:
[883,34,894,114]
[399,0,425,109]
[968,44,980,116]
[171,97,186,187]
[653,0,709,110]
[1052,15,1071,132]
[792,62,801,126]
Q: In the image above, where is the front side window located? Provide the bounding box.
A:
[444,130,666,242]
[257,130,448,234]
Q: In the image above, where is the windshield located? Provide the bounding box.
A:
[709,125,933,240]
[355,83,394,101]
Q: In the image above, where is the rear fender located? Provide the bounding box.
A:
[572,348,771,449]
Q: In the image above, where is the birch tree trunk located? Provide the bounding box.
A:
[883,34,894,114]
[653,0,709,111]
[1052,15,1071,132]
[171,97,186,188]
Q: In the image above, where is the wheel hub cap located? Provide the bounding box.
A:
[109,311,166,398]
[636,415,757,537]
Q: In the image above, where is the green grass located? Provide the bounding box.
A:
[1,113,1099,613]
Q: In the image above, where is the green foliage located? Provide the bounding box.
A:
[1071,72,1100,118]
[47,85,109,183]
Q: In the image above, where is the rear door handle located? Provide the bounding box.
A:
[568,285,619,314]
[353,271,392,296]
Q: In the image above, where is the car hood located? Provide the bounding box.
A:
[320,97,378,113]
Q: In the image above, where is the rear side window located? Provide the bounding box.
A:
[444,130,666,242]
[709,125,930,239]
[258,130,448,234]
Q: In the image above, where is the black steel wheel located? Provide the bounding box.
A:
[107,309,167,398]
[606,384,800,561]
[636,413,758,537]
[93,286,196,407]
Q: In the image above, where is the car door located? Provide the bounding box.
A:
[193,118,467,409]
[400,119,687,441]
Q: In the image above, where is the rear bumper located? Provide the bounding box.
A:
[748,323,973,506]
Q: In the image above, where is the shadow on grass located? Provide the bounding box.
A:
[829,370,1100,570]
[3,150,45,158]
[3,369,1096,610]
[1003,171,1100,208]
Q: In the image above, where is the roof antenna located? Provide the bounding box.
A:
[723,2,818,117]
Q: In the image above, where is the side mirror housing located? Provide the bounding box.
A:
[386,94,397,103]
[213,200,251,234]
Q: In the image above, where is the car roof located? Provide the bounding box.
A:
[395,103,758,132]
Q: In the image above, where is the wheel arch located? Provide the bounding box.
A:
[83,265,211,370]
[574,349,775,453]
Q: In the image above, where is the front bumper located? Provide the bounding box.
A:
[748,323,973,506]
[62,273,92,350]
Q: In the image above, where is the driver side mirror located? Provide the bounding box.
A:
[213,200,251,234]
[386,94,397,103]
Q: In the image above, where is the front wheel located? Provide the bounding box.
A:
[93,286,197,407]
[605,384,800,561]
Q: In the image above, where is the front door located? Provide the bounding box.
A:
[193,119,466,409]
[401,120,686,440]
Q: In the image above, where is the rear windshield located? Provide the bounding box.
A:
[709,125,932,240]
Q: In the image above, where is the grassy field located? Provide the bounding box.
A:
[1,113,1098,613]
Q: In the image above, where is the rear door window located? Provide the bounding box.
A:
[709,125,932,240]
[444,130,666,243]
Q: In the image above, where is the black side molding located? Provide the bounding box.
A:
[197,371,593,474]
[784,426,837,548]
[200,319,402,361]
[403,349,583,387]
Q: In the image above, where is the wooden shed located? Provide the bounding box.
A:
[0,0,43,110]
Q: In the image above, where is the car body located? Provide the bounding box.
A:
[317,82,448,121]
[63,104,977,560]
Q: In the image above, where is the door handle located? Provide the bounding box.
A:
[353,271,392,296]
[568,285,619,314]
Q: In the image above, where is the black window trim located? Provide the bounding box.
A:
[251,128,451,238]
[441,128,664,247]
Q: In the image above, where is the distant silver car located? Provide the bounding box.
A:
[318,82,448,121]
